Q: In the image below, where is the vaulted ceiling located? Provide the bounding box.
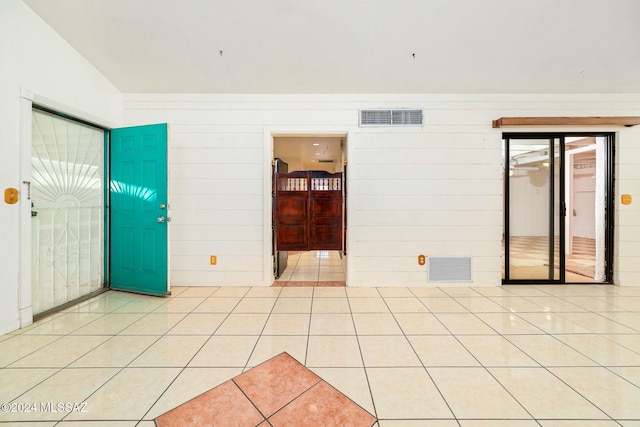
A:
[23,0,640,94]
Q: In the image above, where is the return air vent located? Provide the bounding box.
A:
[428,257,472,282]
[359,109,423,126]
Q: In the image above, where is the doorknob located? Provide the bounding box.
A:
[157,216,166,223]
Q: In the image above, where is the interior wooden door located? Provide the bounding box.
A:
[275,171,309,251]
[310,172,343,250]
[275,171,343,251]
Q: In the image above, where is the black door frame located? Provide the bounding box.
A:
[503,132,615,284]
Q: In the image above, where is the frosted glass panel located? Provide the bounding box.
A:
[31,110,104,314]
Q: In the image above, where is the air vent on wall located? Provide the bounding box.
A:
[359,109,423,126]
[428,257,472,282]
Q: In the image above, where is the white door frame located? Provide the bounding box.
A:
[17,89,116,327]
[263,128,354,286]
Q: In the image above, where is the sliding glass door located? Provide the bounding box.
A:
[503,133,613,284]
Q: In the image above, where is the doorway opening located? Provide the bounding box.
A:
[502,133,614,284]
[272,136,347,286]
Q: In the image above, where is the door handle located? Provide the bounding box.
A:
[157,216,172,223]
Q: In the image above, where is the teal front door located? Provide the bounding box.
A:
[110,123,168,295]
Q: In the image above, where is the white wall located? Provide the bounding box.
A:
[0,0,122,334]
[123,93,640,288]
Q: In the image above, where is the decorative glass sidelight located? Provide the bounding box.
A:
[30,109,104,314]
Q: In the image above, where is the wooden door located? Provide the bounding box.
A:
[275,171,343,251]
[276,171,309,251]
[310,172,343,250]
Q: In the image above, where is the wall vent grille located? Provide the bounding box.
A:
[359,109,423,126]
[428,257,472,282]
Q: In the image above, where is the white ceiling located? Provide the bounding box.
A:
[274,137,343,172]
[23,0,640,94]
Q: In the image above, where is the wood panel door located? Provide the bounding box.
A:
[276,171,309,251]
[275,171,343,252]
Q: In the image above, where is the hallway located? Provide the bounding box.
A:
[274,250,346,286]
[1,284,640,425]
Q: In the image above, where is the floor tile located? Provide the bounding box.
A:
[0,368,58,403]
[428,367,531,419]
[191,296,241,313]
[232,297,277,313]
[489,367,608,419]
[166,313,226,335]
[434,313,497,334]
[557,312,638,334]
[474,312,545,335]
[459,421,540,427]
[152,297,205,313]
[262,313,310,335]
[306,335,363,367]
[608,366,640,387]
[407,287,449,297]
[111,297,168,313]
[597,312,640,330]
[516,312,592,334]
[214,313,269,335]
[129,335,208,367]
[537,421,621,427]
[272,297,312,313]
[352,313,403,335]
[174,287,218,298]
[408,335,479,367]
[211,287,250,297]
[377,288,415,298]
[366,367,452,419]
[8,335,110,368]
[382,297,429,313]
[155,378,264,426]
[234,352,321,417]
[520,297,587,312]
[418,297,467,313]
[66,367,180,421]
[21,313,104,335]
[189,335,259,367]
[145,367,242,419]
[312,297,351,313]
[2,368,118,421]
[555,334,640,366]
[378,420,459,427]
[349,298,390,313]
[245,287,282,297]
[309,313,356,335]
[549,367,640,419]
[393,313,450,335]
[506,335,599,366]
[454,297,508,312]
[118,313,186,335]
[268,381,376,427]
[312,287,347,297]
[487,296,548,312]
[69,313,146,335]
[358,335,422,367]
[0,335,61,367]
[69,335,158,367]
[310,367,376,415]
[346,288,381,297]
[279,287,314,298]
[247,335,308,368]
[457,335,539,367]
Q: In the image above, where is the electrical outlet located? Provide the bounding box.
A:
[210,255,217,265]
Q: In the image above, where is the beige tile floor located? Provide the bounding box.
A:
[275,250,346,282]
[1,284,640,426]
